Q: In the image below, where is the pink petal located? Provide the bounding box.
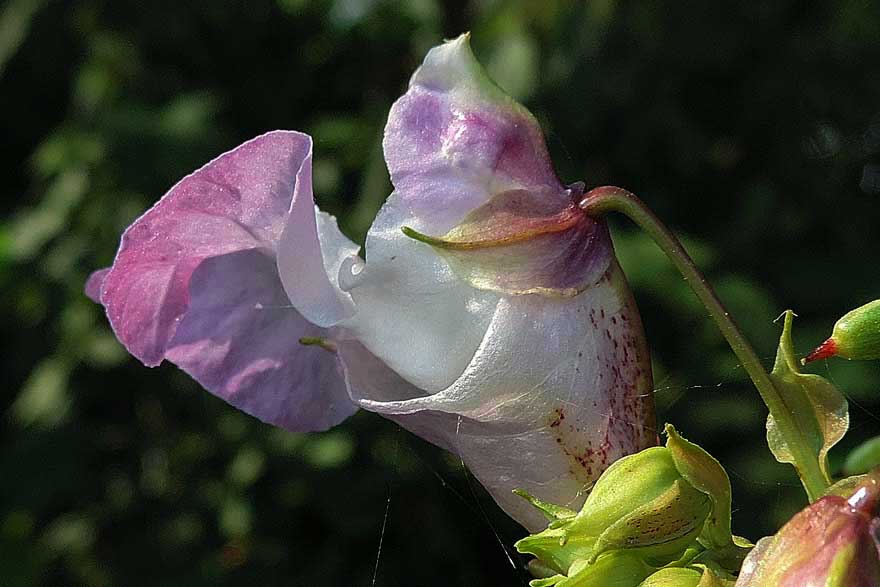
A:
[165,249,356,431]
[99,131,311,365]
[90,131,356,431]
[85,268,110,303]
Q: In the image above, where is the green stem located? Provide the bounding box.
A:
[580,186,828,501]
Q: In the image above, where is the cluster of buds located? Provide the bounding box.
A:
[515,424,747,586]
[516,425,880,586]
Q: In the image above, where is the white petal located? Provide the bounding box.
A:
[276,151,359,327]
[337,191,501,392]
[354,263,655,531]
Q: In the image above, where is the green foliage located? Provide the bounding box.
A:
[766,312,849,499]
[844,436,880,475]
[3,1,880,585]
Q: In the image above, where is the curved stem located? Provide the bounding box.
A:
[580,186,827,501]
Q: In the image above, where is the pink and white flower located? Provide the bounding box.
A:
[86,34,655,530]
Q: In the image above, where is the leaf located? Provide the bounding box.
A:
[766,311,849,491]
[843,435,880,475]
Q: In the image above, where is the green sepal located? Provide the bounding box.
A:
[556,551,655,587]
[638,567,703,587]
[514,488,577,522]
[527,558,564,580]
[663,544,705,568]
[767,311,849,500]
[823,474,869,498]
[693,564,736,587]
[638,562,736,587]
[692,535,753,574]
[665,424,733,550]
[515,528,595,576]
[517,434,743,582]
[529,576,565,587]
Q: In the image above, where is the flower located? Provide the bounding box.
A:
[735,472,880,587]
[86,34,655,530]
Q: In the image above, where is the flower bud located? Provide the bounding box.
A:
[639,568,703,587]
[516,425,733,576]
[803,299,880,363]
[529,551,655,587]
[638,566,735,587]
[735,471,880,587]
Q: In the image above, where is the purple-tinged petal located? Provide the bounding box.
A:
[85,268,109,303]
[90,131,357,431]
[98,131,311,365]
[383,33,564,235]
[165,249,356,431]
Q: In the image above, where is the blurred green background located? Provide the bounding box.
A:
[2,1,880,585]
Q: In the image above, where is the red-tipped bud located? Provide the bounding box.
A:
[804,299,880,363]
[802,337,838,364]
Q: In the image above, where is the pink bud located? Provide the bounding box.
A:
[736,473,880,587]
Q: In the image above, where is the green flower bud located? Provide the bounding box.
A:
[639,568,702,587]
[638,566,734,587]
[804,299,880,363]
[530,551,655,587]
[588,478,711,562]
[515,425,734,577]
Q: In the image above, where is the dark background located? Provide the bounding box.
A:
[3,1,880,585]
